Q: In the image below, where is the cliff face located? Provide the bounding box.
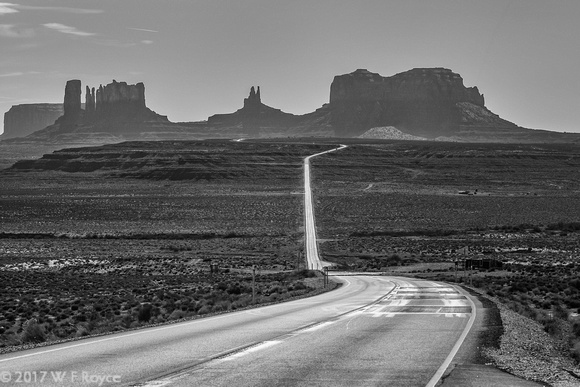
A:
[329,68,514,137]
[2,104,64,139]
[330,68,484,105]
[92,81,148,120]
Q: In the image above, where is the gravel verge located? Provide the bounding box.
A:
[478,296,580,386]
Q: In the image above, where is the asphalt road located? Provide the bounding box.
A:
[303,145,347,270]
[0,276,476,386]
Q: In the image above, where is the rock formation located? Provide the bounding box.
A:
[94,80,147,119]
[4,79,174,142]
[63,80,82,121]
[243,86,261,113]
[207,86,297,131]
[328,68,514,137]
[358,126,427,141]
[85,86,95,116]
[4,68,579,144]
[2,104,63,139]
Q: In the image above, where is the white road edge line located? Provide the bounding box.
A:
[425,286,477,387]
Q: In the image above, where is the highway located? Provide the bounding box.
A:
[0,276,475,386]
[303,145,347,270]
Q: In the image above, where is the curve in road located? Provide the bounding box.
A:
[0,276,478,386]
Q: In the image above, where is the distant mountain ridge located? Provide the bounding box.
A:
[3,68,580,144]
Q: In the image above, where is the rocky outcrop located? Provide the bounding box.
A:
[244,86,261,112]
[330,68,484,105]
[2,104,64,139]
[63,80,82,121]
[85,86,95,116]
[94,80,147,119]
[358,126,427,141]
[16,79,173,141]
[207,86,299,133]
[329,68,515,138]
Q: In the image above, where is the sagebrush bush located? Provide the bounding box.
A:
[168,309,185,320]
[20,318,46,344]
[571,340,580,362]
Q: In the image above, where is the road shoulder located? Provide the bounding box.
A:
[441,287,545,386]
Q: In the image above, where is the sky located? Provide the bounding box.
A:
[1,0,580,134]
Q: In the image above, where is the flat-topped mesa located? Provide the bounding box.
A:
[2,104,64,139]
[330,68,484,105]
[395,68,484,105]
[328,68,496,137]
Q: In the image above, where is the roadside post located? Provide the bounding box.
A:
[252,265,256,304]
[324,266,328,288]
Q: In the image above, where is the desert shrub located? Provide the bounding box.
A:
[121,314,133,328]
[553,304,570,320]
[20,318,46,344]
[231,297,251,309]
[227,284,241,295]
[387,254,402,266]
[571,340,580,362]
[137,303,153,322]
[52,325,75,339]
[572,320,580,338]
[216,282,228,291]
[168,309,185,320]
[75,323,90,337]
[197,305,211,315]
[213,300,231,312]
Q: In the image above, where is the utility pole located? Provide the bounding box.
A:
[252,265,256,304]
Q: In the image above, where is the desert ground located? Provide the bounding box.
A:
[0,140,336,348]
[1,138,580,378]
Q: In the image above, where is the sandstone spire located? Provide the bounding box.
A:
[63,80,81,119]
[85,86,95,114]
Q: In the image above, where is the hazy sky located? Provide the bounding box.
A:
[1,0,579,134]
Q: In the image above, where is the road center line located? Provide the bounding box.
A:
[221,340,282,361]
